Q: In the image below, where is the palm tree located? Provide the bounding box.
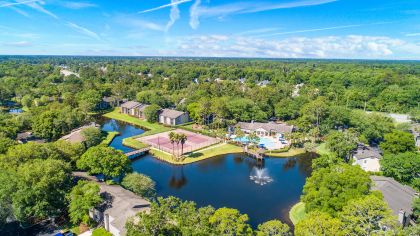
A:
[179,133,188,157]
[174,133,181,159]
[169,132,176,158]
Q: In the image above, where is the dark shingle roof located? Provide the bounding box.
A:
[370,176,417,215]
[237,122,294,134]
[159,109,186,119]
[353,144,381,160]
[121,101,141,109]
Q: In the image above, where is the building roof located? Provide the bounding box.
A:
[103,96,119,103]
[137,104,149,112]
[353,144,381,160]
[159,109,186,119]
[59,123,99,144]
[120,101,141,109]
[237,121,294,134]
[102,184,150,235]
[16,132,33,140]
[370,176,417,215]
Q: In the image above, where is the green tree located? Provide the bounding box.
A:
[311,154,344,170]
[340,195,399,235]
[92,227,112,236]
[413,197,420,220]
[121,173,156,199]
[179,133,188,156]
[379,130,416,154]
[301,164,371,216]
[256,220,290,236]
[0,168,16,226]
[0,134,16,154]
[77,146,131,179]
[144,104,161,123]
[380,152,420,187]
[326,130,358,161]
[81,127,102,149]
[67,181,102,224]
[32,110,62,140]
[78,89,102,112]
[248,132,261,146]
[294,211,344,236]
[209,207,253,236]
[12,159,72,222]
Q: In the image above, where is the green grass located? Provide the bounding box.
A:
[316,142,331,155]
[266,148,306,157]
[122,137,150,149]
[103,108,171,134]
[150,143,243,165]
[289,202,306,225]
[101,131,119,145]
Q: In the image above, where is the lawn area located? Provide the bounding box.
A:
[265,148,306,157]
[289,202,306,225]
[150,143,243,165]
[122,137,150,149]
[316,142,331,155]
[103,108,171,135]
[101,131,119,145]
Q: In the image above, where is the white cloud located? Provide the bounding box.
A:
[3,41,33,47]
[165,0,182,31]
[117,16,165,32]
[61,1,97,9]
[67,22,100,40]
[405,33,420,37]
[0,0,41,8]
[189,0,337,29]
[138,0,191,14]
[164,34,416,59]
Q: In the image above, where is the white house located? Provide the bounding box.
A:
[352,144,381,172]
[159,109,190,126]
[120,101,149,119]
[236,121,294,138]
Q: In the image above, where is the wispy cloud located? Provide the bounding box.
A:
[258,22,394,37]
[116,16,165,32]
[167,34,410,59]
[138,0,191,14]
[165,0,183,31]
[12,0,59,19]
[0,0,41,8]
[405,33,420,37]
[189,0,337,29]
[67,22,100,40]
[3,41,33,47]
[60,1,97,9]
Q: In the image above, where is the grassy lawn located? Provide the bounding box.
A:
[122,137,150,149]
[265,148,306,157]
[289,202,306,225]
[316,142,331,155]
[101,131,119,145]
[150,143,243,165]
[103,108,171,134]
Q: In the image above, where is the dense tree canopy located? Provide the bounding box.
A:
[301,164,371,216]
[379,130,416,154]
[77,146,131,179]
[381,152,420,189]
[67,181,102,225]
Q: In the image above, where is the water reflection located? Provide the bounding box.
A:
[169,167,188,189]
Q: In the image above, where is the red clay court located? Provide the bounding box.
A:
[137,129,219,154]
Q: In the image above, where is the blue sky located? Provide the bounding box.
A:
[0,0,419,59]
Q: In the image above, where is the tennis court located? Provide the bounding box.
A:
[137,129,219,154]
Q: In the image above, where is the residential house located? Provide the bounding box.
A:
[370,176,418,226]
[159,109,190,126]
[60,123,99,144]
[120,101,149,119]
[257,80,270,87]
[98,97,123,109]
[16,132,45,144]
[236,121,294,138]
[352,144,382,172]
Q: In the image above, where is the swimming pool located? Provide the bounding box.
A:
[234,136,280,150]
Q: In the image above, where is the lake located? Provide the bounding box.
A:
[101,119,315,227]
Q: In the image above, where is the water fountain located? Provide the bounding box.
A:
[249,167,273,185]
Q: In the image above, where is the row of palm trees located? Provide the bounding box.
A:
[168,132,188,160]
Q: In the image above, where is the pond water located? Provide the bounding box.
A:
[100,119,315,227]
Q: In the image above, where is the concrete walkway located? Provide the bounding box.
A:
[72,172,150,236]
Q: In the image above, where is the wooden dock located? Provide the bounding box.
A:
[125,147,151,160]
[243,146,265,161]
